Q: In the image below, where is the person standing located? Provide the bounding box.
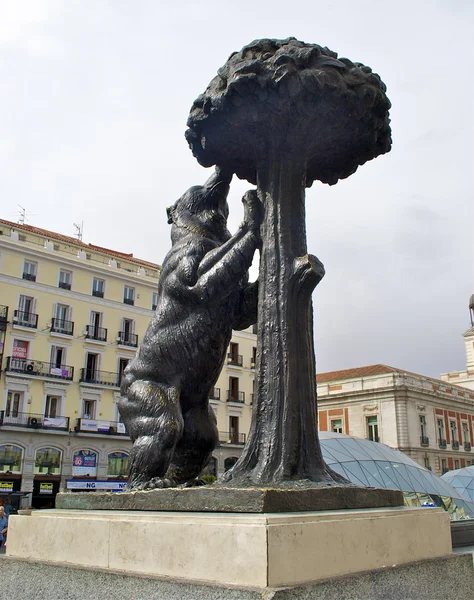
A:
[0,506,8,553]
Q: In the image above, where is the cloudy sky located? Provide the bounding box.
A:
[0,1,472,378]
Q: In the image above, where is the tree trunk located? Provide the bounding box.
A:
[223,153,347,486]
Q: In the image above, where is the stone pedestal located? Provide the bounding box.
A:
[7,506,452,589]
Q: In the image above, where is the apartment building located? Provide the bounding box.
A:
[0,218,256,509]
[317,364,474,477]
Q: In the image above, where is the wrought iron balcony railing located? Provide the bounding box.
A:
[117,331,138,347]
[5,357,74,380]
[227,354,243,367]
[13,309,38,328]
[464,442,472,451]
[452,440,460,450]
[51,318,74,336]
[439,439,447,449]
[0,410,69,431]
[74,418,128,435]
[92,289,104,298]
[0,305,8,325]
[218,431,246,445]
[85,324,107,341]
[80,368,120,387]
[227,390,245,403]
[420,436,429,447]
[58,281,71,290]
[123,297,135,305]
[22,272,36,282]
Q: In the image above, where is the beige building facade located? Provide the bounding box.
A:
[0,218,256,508]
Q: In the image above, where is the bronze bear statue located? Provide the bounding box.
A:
[118,167,261,490]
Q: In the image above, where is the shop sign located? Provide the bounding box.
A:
[80,419,98,432]
[66,480,126,492]
[12,340,28,359]
[117,422,126,434]
[0,481,13,493]
[98,420,111,433]
[39,483,53,495]
[72,450,97,477]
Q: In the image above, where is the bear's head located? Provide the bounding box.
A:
[167,167,233,245]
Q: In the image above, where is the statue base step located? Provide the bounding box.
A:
[55,484,403,512]
[7,506,452,589]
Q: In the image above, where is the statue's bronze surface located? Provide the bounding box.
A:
[119,38,391,491]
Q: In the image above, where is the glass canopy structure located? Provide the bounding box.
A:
[319,431,474,519]
[441,466,474,505]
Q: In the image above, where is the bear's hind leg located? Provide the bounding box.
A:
[166,404,218,485]
[120,381,184,490]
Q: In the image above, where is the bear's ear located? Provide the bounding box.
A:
[166,206,174,224]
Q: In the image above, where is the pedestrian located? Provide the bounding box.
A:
[0,506,8,553]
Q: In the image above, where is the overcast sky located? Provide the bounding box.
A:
[0,1,472,379]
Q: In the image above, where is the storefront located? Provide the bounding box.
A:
[0,477,22,514]
[32,447,62,509]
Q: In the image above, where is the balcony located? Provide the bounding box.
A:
[58,281,71,290]
[117,331,138,347]
[13,309,38,328]
[0,410,69,431]
[22,272,36,282]
[420,436,429,447]
[74,418,127,435]
[152,304,157,311]
[92,290,104,298]
[218,431,246,445]
[0,305,8,328]
[464,442,472,451]
[452,440,460,450]
[227,354,243,367]
[209,388,221,400]
[439,439,447,449]
[227,390,245,403]
[5,357,74,380]
[85,324,107,342]
[123,297,135,306]
[50,318,74,336]
[80,368,120,387]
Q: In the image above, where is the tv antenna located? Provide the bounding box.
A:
[73,222,84,242]
[17,205,34,225]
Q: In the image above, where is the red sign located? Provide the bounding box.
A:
[12,340,28,359]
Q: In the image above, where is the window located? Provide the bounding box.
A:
[50,345,65,369]
[454,459,460,470]
[437,418,445,443]
[58,270,72,290]
[84,353,99,382]
[5,391,22,418]
[419,415,426,438]
[82,399,96,419]
[72,450,97,477]
[119,319,136,346]
[92,278,105,298]
[118,358,130,387]
[462,422,470,444]
[44,395,59,418]
[367,416,379,442]
[23,260,37,281]
[52,304,73,335]
[107,452,129,477]
[0,444,23,473]
[441,458,448,474]
[16,295,37,327]
[35,448,61,475]
[450,421,458,443]
[227,343,242,366]
[87,311,106,341]
[228,377,240,402]
[123,286,135,305]
[331,419,343,434]
[152,292,158,311]
[251,347,257,368]
[424,457,431,471]
[229,416,240,443]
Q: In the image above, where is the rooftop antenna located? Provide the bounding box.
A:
[17,205,34,225]
[73,221,84,242]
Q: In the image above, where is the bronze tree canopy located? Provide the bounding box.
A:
[186,38,392,487]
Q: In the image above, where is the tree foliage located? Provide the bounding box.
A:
[186,37,391,186]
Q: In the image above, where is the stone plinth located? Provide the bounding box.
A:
[55,485,402,512]
[7,506,452,588]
